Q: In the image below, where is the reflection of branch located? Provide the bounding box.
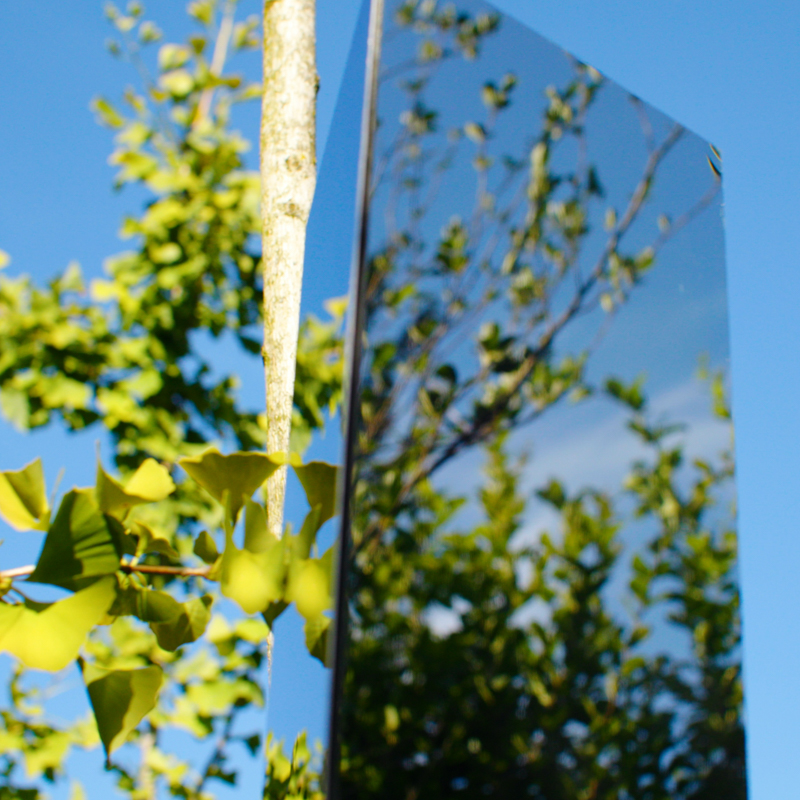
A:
[427,124,686,477]
[652,175,721,254]
[356,122,691,556]
[630,97,655,152]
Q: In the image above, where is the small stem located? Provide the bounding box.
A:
[195,708,237,793]
[195,0,236,125]
[0,563,212,581]
[138,726,157,800]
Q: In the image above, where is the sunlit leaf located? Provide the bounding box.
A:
[95,458,175,515]
[220,530,286,615]
[151,595,212,651]
[0,577,115,671]
[0,459,49,531]
[81,661,163,757]
[128,520,180,560]
[293,462,339,526]
[179,448,292,524]
[244,497,275,553]
[29,489,123,591]
[286,546,334,622]
[304,614,332,666]
[192,530,219,564]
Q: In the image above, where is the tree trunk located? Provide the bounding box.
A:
[260,0,317,538]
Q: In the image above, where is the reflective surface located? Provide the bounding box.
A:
[334,0,746,796]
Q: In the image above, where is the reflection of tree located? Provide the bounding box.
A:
[338,1,744,798]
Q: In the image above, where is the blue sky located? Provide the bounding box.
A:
[1,1,799,798]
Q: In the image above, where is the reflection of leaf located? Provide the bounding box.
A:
[293,462,339,525]
[29,490,123,591]
[0,459,49,531]
[304,614,332,666]
[0,578,115,671]
[81,661,163,758]
[179,449,292,524]
[96,458,175,515]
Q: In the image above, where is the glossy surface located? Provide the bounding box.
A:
[334,1,745,796]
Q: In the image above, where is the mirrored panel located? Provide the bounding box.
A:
[332,0,746,797]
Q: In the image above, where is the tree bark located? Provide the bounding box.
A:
[260,0,317,538]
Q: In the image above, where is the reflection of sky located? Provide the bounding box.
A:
[365,0,735,668]
[369,0,727,442]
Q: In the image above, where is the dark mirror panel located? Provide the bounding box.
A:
[332,0,745,797]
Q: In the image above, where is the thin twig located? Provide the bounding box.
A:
[195,0,236,126]
[0,562,212,581]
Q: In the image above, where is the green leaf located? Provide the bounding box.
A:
[159,69,194,97]
[304,614,332,666]
[0,387,29,430]
[294,506,322,560]
[192,530,219,564]
[129,521,179,560]
[220,530,286,615]
[151,595,212,651]
[158,43,191,70]
[91,97,125,128]
[29,489,123,591]
[293,462,339,526]
[179,448,292,525]
[0,577,115,671]
[95,458,175,515]
[286,546,334,622]
[0,459,49,531]
[81,662,163,758]
[244,497,275,553]
[108,579,172,619]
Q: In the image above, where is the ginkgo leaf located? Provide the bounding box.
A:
[193,530,219,564]
[81,661,163,758]
[151,595,212,651]
[95,459,175,515]
[286,546,334,621]
[220,530,286,615]
[29,489,124,591]
[304,614,332,667]
[244,497,277,554]
[293,462,339,525]
[0,459,49,531]
[0,577,115,671]
[293,506,322,561]
[179,448,295,524]
[129,521,179,560]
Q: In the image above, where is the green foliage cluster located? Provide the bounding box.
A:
[0,445,335,785]
[0,1,743,799]
[0,2,339,797]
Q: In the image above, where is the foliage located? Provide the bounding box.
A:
[0,2,341,797]
[0,1,743,799]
